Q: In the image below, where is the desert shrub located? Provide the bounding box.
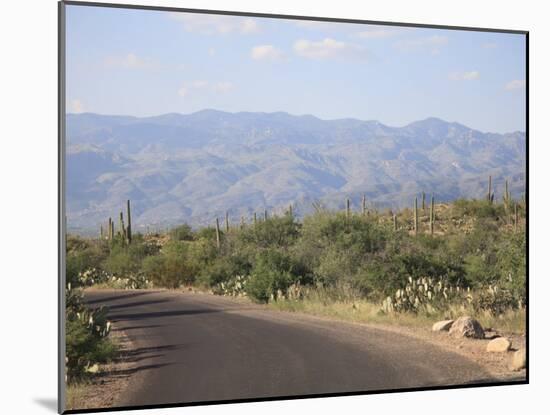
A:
[301,213,388,254]
[294,213,389,286]
[66,235,91,253]
[452,199,505,219]
[142,241,197,288]
[198,254,252,287]
[238,216,300,249]
[493,231,526,304]
[127,237,161,258]
[314,246,364,286]
[101,238,158,278]
[170,224,194,241]
[102,247,137,277]
[195,226,218,241]
[472,285,518,315]
[247,249,303,303]
[65,286,117,382]
[66,237,109,287]
[353,233,465,299]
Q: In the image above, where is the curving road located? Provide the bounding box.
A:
[84,289,493,408]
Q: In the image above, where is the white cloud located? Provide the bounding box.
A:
[69,99,84,113]
[103,53,156,69]
[394,35,448,54]
[449,71,480,81]
[169,13,260,35]
[356,28,400,39]
[178,80,234,97]
[294,20,331,29]
[292,20,350,31]
[241,19,260,34]
[212,81,234,93]
[250,45,285,62]
[505,79,526,90]
[191,80,209,89]
[293,38,368,60]
[177,86,188,97]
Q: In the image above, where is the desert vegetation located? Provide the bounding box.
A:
[66,179,526,334]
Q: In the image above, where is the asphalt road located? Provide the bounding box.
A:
[84,289,493,407]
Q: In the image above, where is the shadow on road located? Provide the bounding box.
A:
[109,308,222,321]
[124,353,167,363]
[106,299,172,310]
[102,363,176,378]
[86,291,158,304]
[112,324,167,332]
[126,344,185,357]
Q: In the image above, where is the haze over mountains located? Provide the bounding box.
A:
[66,110,526,233]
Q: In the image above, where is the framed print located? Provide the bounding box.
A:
[59,1,528,413]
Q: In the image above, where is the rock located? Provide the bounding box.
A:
[448,316,485,339]
[432,320,454,332]
[486,337,511,352]
[509,348,526,371]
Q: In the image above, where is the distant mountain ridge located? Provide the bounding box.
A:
[66,110,526,233]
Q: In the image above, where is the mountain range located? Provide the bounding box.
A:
[66,110,526,233]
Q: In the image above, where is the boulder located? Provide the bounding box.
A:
[448,316,484,339]
[486,337,511,353]
[432,320,454,332]
[509,348,526,371]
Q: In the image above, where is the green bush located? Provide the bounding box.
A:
[65,287,117,382]
[247,249,303,303]
[66,237,109,287]
[170,224,194,241]
[142,241,197,288]
[102,247,137,277]
[238,216,300,249]
[472,286,518,315]
[452,199,505,219]
[198,254,251,287]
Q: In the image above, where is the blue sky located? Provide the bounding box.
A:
[66,4,526,133]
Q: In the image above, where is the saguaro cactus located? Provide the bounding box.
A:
[288,204,293,218]
[430,194,435,236]
[514,202,519,233]
[415,197,419,234]
[422,191,426,211]
[487,175,492,204]
[215,218,221,249]
[108,217,112,240]
[393,213,397,231]
[126,199,132,244]
[225,211,230,232]
[119,211,125,240]
[346,198,350,219]
[254,212,257,225]
[264,209,268,221]
[362,194,366,216]
[503,180,511,212]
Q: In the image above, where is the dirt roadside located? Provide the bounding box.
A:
[65,327,135,410]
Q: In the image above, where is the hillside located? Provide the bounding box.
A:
[66,110,526,232]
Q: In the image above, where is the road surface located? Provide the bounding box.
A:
[84,289,493,407]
